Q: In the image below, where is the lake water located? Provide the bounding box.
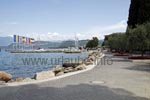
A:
[0,50,88,79]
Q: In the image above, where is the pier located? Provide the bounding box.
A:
[10,50,82,53]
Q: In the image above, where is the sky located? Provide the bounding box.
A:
[0,0,130,41]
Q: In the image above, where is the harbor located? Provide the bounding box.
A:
[10,49,82,53]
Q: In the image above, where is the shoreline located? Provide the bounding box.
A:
[6,65,95,86]
[1,53,104,87]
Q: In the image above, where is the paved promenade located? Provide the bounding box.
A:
[0,53,150,100]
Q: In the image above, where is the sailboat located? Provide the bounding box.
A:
[64,34,81,53]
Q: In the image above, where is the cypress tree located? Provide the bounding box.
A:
[127,0,139,28]
[127,0,150,28]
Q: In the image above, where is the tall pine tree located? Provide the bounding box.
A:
[127,0,150,28]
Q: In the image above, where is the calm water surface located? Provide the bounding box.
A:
[0,50,88,79]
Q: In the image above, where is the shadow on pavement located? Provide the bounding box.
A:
[125,63,150,72]
[104,54,132,63]
[0,83,149,100]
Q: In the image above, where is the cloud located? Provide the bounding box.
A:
[39,32,62,41]
[2,20,127,41]
[23,32,67,41]
[24,32,87,41]
[39,33,84,41]
[84,20,127,39]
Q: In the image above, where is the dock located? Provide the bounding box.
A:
[10,50,82,53]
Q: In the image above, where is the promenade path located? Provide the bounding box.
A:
[0,52,150,100]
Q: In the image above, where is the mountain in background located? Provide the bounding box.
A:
[0,36,13,46]
[59,39,103,48]
[0,36,103,49]
[34,41,61,49]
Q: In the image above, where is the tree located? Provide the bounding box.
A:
[92,37,99,47]
[103,33,127,51]
[127,0,139,28]
[127,23,150,56]
[128,0,150,28]
[145,23,150,48]
[127,0,150,56]
[86,37,99,48]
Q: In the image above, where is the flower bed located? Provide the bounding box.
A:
[114,53,129,56]
[128,56,150,59]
